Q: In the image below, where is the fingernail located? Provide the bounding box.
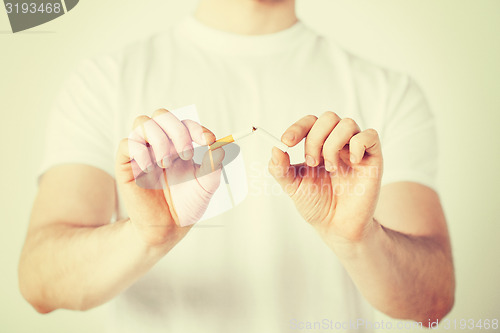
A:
[181,146,193,160]
[282,133,294,144]
[145,164,154,173]
[305,155,316,167]
[325,160,334,172]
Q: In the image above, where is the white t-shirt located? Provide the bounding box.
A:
[39,16,437,333]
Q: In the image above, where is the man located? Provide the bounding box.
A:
[19,0,455,332]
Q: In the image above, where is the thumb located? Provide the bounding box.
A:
[268,147,297,196]
[196,147,225,193]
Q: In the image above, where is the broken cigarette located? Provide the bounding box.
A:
[209,126,288,152]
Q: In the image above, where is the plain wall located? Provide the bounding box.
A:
[1,1,499,331]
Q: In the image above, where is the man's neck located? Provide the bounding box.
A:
[195,0,297,35]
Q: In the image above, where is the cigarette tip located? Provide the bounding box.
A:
[252,126,257,132]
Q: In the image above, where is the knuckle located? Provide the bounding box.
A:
[365,128,379,138]
[320,111,341,122]
[341,117,357,127]
[288,115,318,135]
[303,114,318,123]
[152,108,169,117]
[133,115,150,128]
[135,115,150,122]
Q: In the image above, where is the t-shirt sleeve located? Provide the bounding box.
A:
[38,57,118,180]
[380,74,438,191]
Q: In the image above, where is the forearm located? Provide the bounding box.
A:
[331,219,455,324]
[18,219,178,313]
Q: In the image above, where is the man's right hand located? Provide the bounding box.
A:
[116,109,225,246]
[19,109,223,312]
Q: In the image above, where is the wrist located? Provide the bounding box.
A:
[328,217,382,260]
[126,218,186,257]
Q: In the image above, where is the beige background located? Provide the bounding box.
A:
[1,0,499,332]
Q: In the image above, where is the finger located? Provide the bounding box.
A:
[129,116,157,172]
[152,109,194,161]
[280,115,318,147]
[116,139,138,184]
[268,147,298,196]
[118,138,152,174]
[323,118,361,171]
[196,147,225,193]
[131,115,151,144]
[142,117,175,168]
[304,111,341,167]
[182,119,216,146]
[349,128,381,164]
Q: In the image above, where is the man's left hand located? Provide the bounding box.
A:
[269,112,383,247]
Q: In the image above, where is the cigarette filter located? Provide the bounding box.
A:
[209,127,256,150]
